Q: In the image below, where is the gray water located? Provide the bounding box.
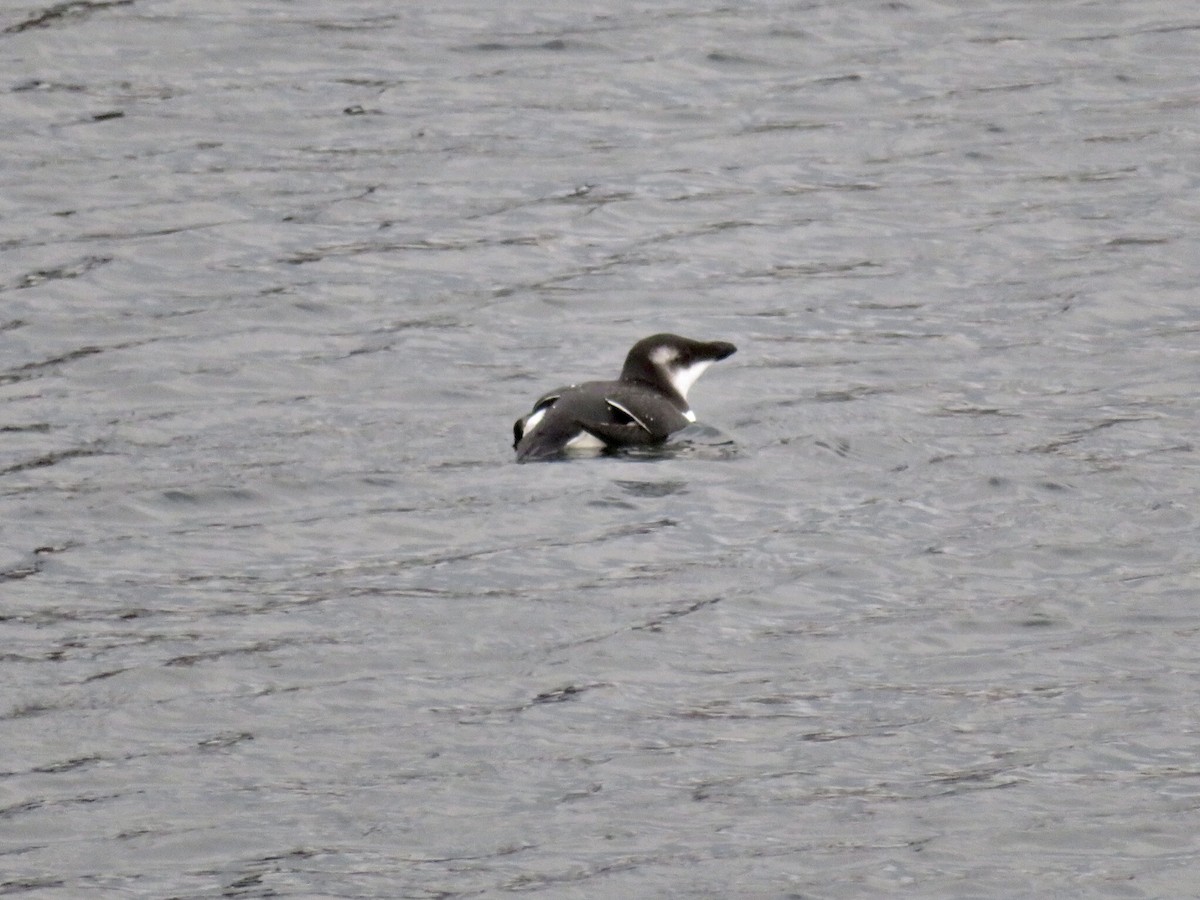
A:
[2,1,1199,897]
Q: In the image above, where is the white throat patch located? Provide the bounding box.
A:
[666,359,712,400]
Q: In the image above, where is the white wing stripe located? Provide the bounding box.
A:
[605,398,652,433]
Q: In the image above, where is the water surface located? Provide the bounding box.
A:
[2,1,1198,897]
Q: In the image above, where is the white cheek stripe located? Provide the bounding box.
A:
[683,409,696,423]
[523,407,547,433]
[650,346,678,367]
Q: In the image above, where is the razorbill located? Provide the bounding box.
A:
[513,333,736,462]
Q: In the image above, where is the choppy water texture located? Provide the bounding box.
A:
[2,1,1199,897]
